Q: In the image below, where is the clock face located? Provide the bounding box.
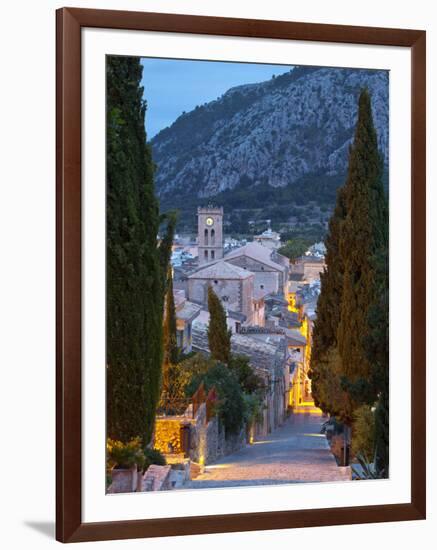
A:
[206,217,214,226]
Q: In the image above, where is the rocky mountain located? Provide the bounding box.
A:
[151,66,388,213]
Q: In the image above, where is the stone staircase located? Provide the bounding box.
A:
[292,399,324,415]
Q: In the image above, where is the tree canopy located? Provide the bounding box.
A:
[207,286,232,364]
[278,238,310,262]
[106,56,174,445]
[310,89,389,473]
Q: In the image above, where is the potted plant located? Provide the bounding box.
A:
[106,437,145,493]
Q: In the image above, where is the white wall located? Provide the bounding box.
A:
[0,1,435,549]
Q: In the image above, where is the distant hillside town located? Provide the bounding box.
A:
[166,205,326,439]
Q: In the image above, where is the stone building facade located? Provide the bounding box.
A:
[254,228,281,250]
[173,289,201,354]
[187,260,255,324]
[290,255,326,283]
[224,241,289,298]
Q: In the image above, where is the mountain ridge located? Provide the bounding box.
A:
[150,65,388,234]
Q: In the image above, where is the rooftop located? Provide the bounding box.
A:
[224,241,287,272]
[283,328,307,347]
[191,321,286,373]
[255,229,280,240]
[296,255,325,264]
[176,301,202,322]
[188,260,253,280]
[173,289,186,308]
[264,294,289,306]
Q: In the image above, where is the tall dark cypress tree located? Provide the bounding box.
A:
[106,57,174,445]
[207,286,232,364]
[162,267,179,387]
[312,186,346,359]
[310,89,388,432]
[310,186,348,415]
[337,89,388,416]
[366,243,389,475]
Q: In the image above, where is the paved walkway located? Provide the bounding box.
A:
[185,413,350,488]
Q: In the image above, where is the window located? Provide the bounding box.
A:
[211,228,215,245]
[204,228,209,245]
[204,250,208,260]
[214,280,218,284]
[211,250,215,260]
[260,284,264,289]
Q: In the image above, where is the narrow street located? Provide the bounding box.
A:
[185,412,350,488]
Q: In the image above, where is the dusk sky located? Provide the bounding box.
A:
[140,58,294,139]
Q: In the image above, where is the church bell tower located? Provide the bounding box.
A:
[197,206,224,265]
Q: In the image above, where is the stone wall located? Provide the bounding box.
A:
[227,256,280,295]
[290,259,325,283]
[188,276,256,323]
[141,465,172,491]
[154,418,186,455]
[220,426,247,457]
[303,262,325,282]
[188,402,247,465]
[240,276,255,320]
[189,402,217,464]
[108,465,138,494]
[188,278,242,313]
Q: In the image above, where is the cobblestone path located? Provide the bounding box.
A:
[185,413,350,488]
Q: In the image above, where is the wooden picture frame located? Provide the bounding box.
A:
[56,7,426,543]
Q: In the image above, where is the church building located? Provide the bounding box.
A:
[186,205,291,328]
[224,241,289,299]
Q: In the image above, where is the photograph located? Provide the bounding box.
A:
[0,0,430,546]
[105,55,389,494]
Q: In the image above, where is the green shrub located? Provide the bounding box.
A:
[351,405,375,459]
[164,353,216,401]
[229,355,265,395]
[278,238,311,262]
[186,362,245,435]
[243,393,265,427]
[106,437,145,470]
[143,448,167,471]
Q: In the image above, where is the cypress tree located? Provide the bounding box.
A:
[163,268,178,367]
[161,267,179,395]
[207,286,232,364]
[310,89,388,432]
[310,183,351,417]
[106,56,174,445]
[337,89,388,416]
[313,186,346,356]
[366,244,389,475]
